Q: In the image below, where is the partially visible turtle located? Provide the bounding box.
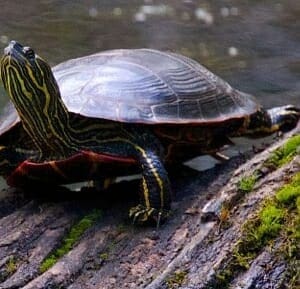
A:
[0,40,299,224]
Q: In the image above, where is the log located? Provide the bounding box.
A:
[0,123,299,289]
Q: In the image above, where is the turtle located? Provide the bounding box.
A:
[0,40,299,224]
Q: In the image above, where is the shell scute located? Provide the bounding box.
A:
[53,49,259,123]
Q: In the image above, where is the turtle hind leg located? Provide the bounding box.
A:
[245,105,299,136]
[267,105,300,132]
[129,149,172,226]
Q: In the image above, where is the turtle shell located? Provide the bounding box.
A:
[0,49,260,135]
[53,49,260,124]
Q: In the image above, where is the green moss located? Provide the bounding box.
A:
[256,205,285,239]
[208,149,300,289]
[276,173,300,261]
[39,257,57,274]
[265,135,300,169]
[5,257,17,274]
[232,249,253,270]
[210,171,300,289]
[276,172,300,205]
[99,252,109,260]
[297,196,300,213]
[238,201,286,256]
[40,209,101,273]
[0,256,18,283]
[215,269,232,286]
[237,174,257,193]
[166,270,187,289]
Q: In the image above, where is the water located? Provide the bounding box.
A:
[0,0,299,188]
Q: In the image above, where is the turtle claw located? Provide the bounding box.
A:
[129,204,169,227]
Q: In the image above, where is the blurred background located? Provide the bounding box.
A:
[0,0,299,186]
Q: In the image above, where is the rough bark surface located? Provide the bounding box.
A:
[0,124,299,289]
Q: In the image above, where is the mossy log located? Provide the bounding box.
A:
[0,123,299,289]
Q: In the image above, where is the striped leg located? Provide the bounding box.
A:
[83,126,172,225]
[129,149,172,226]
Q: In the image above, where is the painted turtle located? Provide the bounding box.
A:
[0,41,299,224]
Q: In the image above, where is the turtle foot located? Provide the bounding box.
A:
[129,204,170,227]
[269,105,300,132]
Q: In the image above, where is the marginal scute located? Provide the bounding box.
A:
[200,95,220,119]
[178,101,201,119]
[152,104,179,122]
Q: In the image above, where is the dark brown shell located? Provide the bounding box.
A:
[0,49,260,135]
[53,49,260,123]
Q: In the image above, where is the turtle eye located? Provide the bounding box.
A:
[23,47,35,59]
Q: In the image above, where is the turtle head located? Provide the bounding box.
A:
[4,40,37,64]
[0,41,75,156]
[0,40,60,105]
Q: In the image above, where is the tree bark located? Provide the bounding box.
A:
[0,124,299,289]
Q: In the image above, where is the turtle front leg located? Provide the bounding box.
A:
[129,148,172,226]
[86,128,172,226]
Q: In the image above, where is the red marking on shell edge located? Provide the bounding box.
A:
[6,151,136,187]
[23,151,136,168]
[15,161,28,175]
[80,151,136,164]
[7,160,30,186]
